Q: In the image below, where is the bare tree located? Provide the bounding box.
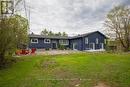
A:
[105,5,130,51]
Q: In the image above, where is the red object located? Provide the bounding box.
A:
[15,50,22,55]
[21,49,29,55]
[16,48,36,55]
[31,48,36,54]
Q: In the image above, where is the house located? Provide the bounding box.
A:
[29,31,107,51]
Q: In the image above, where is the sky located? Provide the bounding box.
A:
[22,0,130,36]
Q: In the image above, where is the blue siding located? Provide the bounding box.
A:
[29,31,106,50]
[69,38,83,51]
[83,32,106,50]
[29,38,52,49]
[29,38,69,49]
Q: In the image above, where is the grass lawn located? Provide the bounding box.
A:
[0,53,130,87]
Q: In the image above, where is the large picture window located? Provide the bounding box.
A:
[31,39,38,43]
[59,40,69,45]
[44,39,51,43]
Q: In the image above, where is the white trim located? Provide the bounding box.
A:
[44,39,51,43]
[31,39,38,43]
[100,43,104,49]
[93,43,95,50]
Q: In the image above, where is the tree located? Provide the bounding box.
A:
[0,0,28,65]
[0,15,28,64]
[41,29,48,35]
[48,31,54,36]
[41,29,68,36]
[62,32,68,36]
[58,32,61,36]
[105,5,130,51]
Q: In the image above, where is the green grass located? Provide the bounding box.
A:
[0,53,130,87]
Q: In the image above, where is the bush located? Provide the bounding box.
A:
[58,45,66,50]
[45,48,50,51]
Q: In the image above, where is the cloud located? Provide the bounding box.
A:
[25,0,130,35]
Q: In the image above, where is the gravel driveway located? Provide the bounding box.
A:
[36,50,81,55]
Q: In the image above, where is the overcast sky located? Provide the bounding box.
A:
[23,0,130,35]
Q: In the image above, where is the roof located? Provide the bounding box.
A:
[29,34,69,39]
[69,31,107,39]
[29,31,107,39]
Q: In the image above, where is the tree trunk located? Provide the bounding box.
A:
[123,46,130,52]
[0,53,5,66]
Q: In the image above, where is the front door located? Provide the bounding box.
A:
[89,43,95,50]
[100,43,104,49]
[52,43,57,49]
[73,43,77,50]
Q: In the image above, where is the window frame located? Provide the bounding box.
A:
[85,37,88,44]
[31,38,38,43]
[44,39,51,43]
[96,38,99,44]
[59,40,69,45]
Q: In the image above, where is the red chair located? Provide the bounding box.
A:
[25,50,29,54]
[31,48,36,54]
[21,49,30,55]
[22,49,26,54]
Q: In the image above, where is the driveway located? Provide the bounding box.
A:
[36,50,81,55]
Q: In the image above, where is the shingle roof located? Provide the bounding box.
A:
[69,31,107,39]
[29,31,107,39]
[29,34,69,39]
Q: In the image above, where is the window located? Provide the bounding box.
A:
[96,38,99,44]
[31,39,38,43]
[104,39,107,44]
[44,39,51,43]
[59,40,69,45]
[85,37,88,44]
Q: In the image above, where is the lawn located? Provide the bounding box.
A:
[0,53,130,87]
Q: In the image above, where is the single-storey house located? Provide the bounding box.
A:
[29,31,107,51]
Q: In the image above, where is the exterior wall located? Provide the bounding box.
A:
[29,38,69,49]
[83,32,106,50]
[29,38,52,49]
[29,32,106,50]
[69,38,83,51]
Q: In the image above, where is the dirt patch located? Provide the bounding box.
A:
[68,78,81,87]
[54,68,73,78]
[53,68,81,87]
[94,82,110,87]
[40,60,57,68]
[34,59,58,69]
